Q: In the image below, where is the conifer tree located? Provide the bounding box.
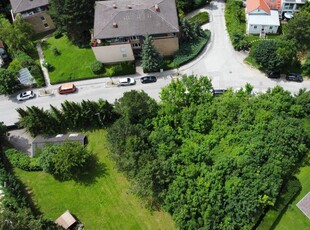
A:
[141,36,164,73]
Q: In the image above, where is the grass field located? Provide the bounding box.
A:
[273,163,310,230]
[42,36,99,84]
[15,130,176,230]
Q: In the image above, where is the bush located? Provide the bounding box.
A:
[189,12,209,25]
[91,61,104,74]
[105,62,135,76]
[168,30,211,68]
[51,46,61,56]
[42,60,53,71]
[53,29,63,39]
[302,52,310,76]
[4,148,42,171]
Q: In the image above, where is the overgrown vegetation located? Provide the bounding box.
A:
[189,11,209,25]
[107,75,310,229]
[225,0,246,50]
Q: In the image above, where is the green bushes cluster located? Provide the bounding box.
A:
[189,12,209,25]
[105,61,135,76]
[302,52,310,76]
[90,61,104,74]
[51,46,61,56]
[53,29,63,39]
[225,0,247,50]
[17,99,117,136]
[8,51,45,87]
[168,30,210,68]
[4,148,41,171]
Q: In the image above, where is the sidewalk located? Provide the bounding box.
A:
[36,41,51,87]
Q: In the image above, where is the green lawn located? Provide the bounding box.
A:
[15,130,176,230]
[273,163,310,230]
[42,36,100,84]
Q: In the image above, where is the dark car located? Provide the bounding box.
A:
[211,88,227,96]
[267,71,281,79]
[140,75,157,84]
[286,73,303,82]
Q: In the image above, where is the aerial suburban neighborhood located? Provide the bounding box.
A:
[0,0,310,229]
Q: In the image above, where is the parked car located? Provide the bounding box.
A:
[118,77,136,86]
[140,75,157,84]
[286,73,303,82]
[58,83,77,94]
[267,71,281,79]
[211,88,227,96]
[17,90,35,101]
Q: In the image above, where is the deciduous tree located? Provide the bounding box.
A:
[0,69,20,95]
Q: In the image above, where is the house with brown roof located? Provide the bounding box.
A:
[246,0,280,35]
[9,0,55,34]
[92,0,179,64]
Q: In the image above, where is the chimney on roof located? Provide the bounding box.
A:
[128,4,132,9]
[113,22,118,28]
[113,3,117,9]
[155,4,160,12]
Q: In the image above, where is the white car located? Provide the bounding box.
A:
[118,77,136,86]
[17,90,35,101]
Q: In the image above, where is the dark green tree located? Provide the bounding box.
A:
[302,52,310,76]
[49,0,96,45]
[141,35,164,73]
[0,69,20,95]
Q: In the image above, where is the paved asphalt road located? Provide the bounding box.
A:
[0,0,309,126]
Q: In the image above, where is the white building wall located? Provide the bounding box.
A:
[248,24,279,34]
[92,43,135,63]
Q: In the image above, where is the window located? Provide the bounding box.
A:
[130,36,138,40]
[40,16,45,21]
[254,25,257,29]
[43,23,49,28]
[269,26,273,29]
[122,54,127,58]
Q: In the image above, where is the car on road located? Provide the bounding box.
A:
[140,75,157,84]
[267,71,281,79]
[118,77,136,86]
[58,83,77,94]
[286,73,303,82]
[17,90,35,101]
[211,88,227,96]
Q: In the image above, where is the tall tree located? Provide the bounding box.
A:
[0,15,34,53]
[0,69,20,95]
[49,0,96,45]
[141,35,164,73]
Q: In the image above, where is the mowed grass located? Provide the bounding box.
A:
[42,35,99,84]
[273,163,310,230]
[15,130,176,230]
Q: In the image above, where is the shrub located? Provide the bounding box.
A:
[105,62,135,76]
[42,60,53,71]
[51,46,61,56]
[90,61,104,74]
[53,29,63,39]
[189,12,209,25]
[302,52,310,76]
[4,148,42,171]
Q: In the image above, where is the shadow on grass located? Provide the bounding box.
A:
[74,154,108,185]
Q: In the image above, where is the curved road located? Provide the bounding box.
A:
[0,0,309,126]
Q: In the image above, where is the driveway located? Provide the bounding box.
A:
[0,0,309,127]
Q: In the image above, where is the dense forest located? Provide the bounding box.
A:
[107,75,310,229]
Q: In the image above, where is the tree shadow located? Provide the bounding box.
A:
[74,154,108,185]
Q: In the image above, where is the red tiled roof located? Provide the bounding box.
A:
[246,0,270,14]
[265,0,281,10]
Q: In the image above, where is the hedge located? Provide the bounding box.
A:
[189,12,209,25]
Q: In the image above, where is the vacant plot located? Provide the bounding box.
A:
[42,36,99,84]
[15,130,176,230]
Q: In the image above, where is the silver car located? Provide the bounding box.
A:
[17,90,35,101]
[118,77,136,86]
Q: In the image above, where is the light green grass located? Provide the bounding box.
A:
[15,130,176,230]
[273,163,310,230]
[42,36,99,84]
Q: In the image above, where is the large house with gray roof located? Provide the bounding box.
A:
[92,0,179,64]
[10,0,55,34]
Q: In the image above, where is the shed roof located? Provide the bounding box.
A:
[247,10,280,26]
[33,133,86,144]
[297,192,310,219]
[93,0,179,39]
[55,210,76,229]
[10,0,49,13]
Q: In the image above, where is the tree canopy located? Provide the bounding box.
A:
[0,69,20,95]
[141,35,164,73]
